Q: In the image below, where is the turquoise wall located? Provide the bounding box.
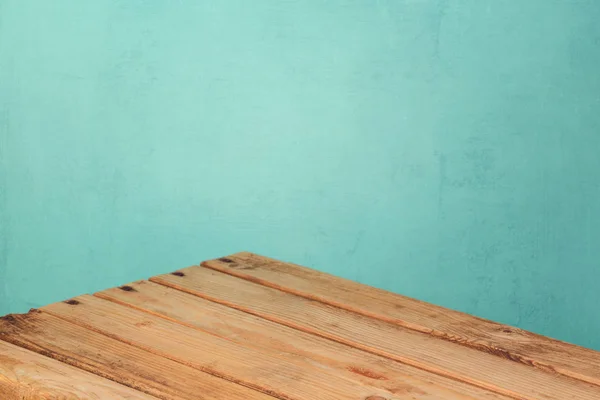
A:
[1,1,600,349]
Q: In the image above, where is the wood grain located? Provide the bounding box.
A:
[202,252,600,387]
[0,309,275,400]
[41,294,426,400]
[152,264,600,400]
[0,339,158,400]
[97,279,509,400]
[3,252,599,400]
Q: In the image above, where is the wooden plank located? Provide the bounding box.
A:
[0,339,158,399]
[0,309,276,400]
[152,265,600,400]
[202,252,600,387]
[97,280,509,400]
[41,294,432,400]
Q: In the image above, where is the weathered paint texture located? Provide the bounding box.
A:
[1,1,599,349]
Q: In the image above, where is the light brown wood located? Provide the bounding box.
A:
[41,294,426,400]
[152,264,600,400]
[0,339,158,400]
[202,252,600,387]
[0,309,275,400]
[96,279,509,400]
[3,252,599,400]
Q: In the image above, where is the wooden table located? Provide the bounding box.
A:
[1,253,599,399]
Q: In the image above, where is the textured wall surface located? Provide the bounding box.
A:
[1,1,600,349]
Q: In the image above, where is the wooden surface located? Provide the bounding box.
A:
[1,253,599,399]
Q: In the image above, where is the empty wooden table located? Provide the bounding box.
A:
[1,252,600,399]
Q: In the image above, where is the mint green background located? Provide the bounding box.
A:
[1,1,599,349]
